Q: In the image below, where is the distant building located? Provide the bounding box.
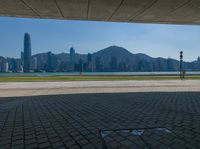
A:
[33,57,38,71]
[20,65,23,72]
[70,47,75,62]
[87,53,92,63]
[78,59,83,74]
[46,52,53,72]
[69,47,75,71]
[197,57,200,71]
[87,53,93,71]
[2,61,9,72]
[5,62,9,72]
[95,56,101,71]
[9,58,18,72]
[59,61,67,72]
[23,33,31,72]
[21,51,24,65]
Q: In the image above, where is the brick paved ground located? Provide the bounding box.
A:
[0,92,200,149]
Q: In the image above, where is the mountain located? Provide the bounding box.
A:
[94,46,133,57]
[92,46,179,71]
[92,46,199,71]
[93,46,139,71]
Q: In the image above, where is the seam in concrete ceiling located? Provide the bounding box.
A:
[108,0,125,21]
[20,0,40,17]
[87,0,90,19]
[55,0,64,18]
[129,0,158,22]
[162,0,193,18]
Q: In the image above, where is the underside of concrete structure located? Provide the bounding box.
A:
[1,0,200,25]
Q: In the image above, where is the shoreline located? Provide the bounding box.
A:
[0,71,200,77]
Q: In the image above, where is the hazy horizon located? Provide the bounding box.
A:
[1,16,200,62]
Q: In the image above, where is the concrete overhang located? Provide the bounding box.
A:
[1,0,200,25]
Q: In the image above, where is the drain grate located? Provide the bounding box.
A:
[100,127,196,149]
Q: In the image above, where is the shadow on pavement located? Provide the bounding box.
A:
[0,92,199,148]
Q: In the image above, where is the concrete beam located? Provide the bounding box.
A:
[0,0,200,25]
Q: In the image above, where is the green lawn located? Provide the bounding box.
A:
[0,75,200,82]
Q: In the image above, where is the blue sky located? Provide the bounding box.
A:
[0,16,200,61]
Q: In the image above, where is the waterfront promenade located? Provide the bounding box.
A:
[0,80,200,148]
[0,80,199,97]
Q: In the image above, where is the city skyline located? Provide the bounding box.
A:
[0,32,200,73]
[1,17,200,61]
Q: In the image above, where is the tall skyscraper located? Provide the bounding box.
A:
[69,47,75,71]
[23,33,31,72]
[70,47,75,63]
[46,52,53,72]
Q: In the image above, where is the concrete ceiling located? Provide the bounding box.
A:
[1,0,200,25]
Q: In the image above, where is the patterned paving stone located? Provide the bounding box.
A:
[0,92,200,148]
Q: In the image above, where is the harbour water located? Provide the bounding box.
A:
[0,71,200,77]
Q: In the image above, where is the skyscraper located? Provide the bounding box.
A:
[23,33,31,72]
[70,47,75,63]
[46,52,53,72]
[69,47,75,71]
